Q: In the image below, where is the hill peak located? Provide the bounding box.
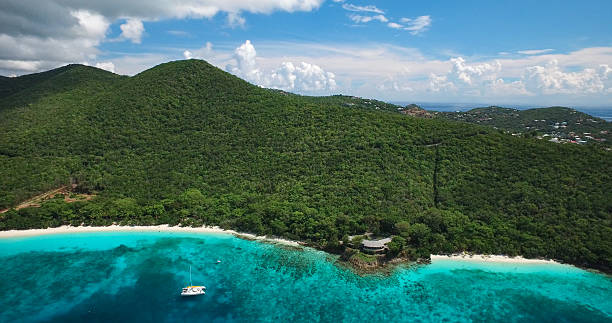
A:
[124,59,263,100]
[0,63,122,105]
[135,59,221,77]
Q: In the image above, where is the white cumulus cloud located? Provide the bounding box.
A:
[227,40,262,83]
[226,40,336,93]
[427,57,528,97]
[424,55,612,100]
[450,57,501,85]
[94,61,115,73]
[120,19,144,44]
[524,60,611,94]
[71,10,110,40]
[268,62,336,91]
[184,42,214,60]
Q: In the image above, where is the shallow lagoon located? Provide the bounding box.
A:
[1,232,610,322]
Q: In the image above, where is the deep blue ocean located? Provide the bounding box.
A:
[1,232,611,322]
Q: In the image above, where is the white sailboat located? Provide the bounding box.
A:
[181,265,206,296]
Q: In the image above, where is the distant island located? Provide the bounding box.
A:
[395,105,611,147]
[0,60,610,273]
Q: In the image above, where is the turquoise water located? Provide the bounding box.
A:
[0,232,610,322]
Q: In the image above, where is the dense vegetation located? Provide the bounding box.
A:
[434,106,612,146]
[0,60,610,272]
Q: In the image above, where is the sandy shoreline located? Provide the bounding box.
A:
[0,225,301,247]
[431,253,559,264]
[0,226,564,265]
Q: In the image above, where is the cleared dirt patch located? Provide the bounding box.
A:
[0,186,95,213]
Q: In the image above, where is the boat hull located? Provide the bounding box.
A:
[181,286,206,296]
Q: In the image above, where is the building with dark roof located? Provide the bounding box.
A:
[361,237,392,254]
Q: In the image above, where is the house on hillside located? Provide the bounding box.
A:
[361,237,392,254]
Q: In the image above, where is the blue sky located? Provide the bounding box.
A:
[1,0,611,106]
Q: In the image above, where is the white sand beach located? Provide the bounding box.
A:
[0,227,563,265]
[0,225,301,247]
[431,253,559,264]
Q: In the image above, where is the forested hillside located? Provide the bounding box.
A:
[0,60,610,272]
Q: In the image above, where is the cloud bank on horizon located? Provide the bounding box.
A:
[1,0,611,106]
